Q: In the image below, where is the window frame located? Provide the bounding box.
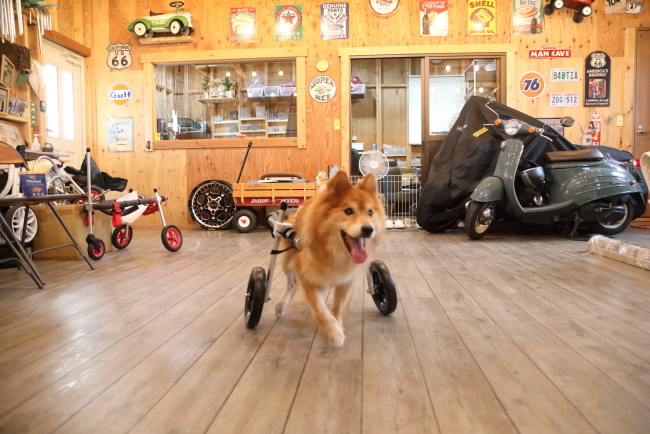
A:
[142,47,307,151]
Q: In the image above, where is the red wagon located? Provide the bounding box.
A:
[544,0,595,23]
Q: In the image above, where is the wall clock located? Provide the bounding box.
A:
[369,0,400,17]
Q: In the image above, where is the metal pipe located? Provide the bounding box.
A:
[264,202,287,301]
[154,189,167,227]
[85,148,93,235]
[236,141,253,183]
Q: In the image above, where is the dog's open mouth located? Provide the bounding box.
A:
[341,231,368,264]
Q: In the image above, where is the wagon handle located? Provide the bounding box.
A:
[236,141,253,184]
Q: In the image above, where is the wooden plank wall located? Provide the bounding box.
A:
[49,0,648,227]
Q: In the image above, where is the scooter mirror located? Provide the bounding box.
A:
[560,116,575,127]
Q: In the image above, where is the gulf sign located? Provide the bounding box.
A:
[109,83,132,106]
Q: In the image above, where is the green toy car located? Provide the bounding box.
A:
[127,1,194,38]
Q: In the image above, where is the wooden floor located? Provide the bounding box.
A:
[0,226,649,434]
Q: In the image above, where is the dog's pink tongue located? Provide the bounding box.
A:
[348,238,368,264]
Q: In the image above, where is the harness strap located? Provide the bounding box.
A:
[271,245,296,255]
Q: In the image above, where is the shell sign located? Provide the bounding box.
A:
[109,83,132,106]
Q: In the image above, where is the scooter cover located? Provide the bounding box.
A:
[416,96,645,232]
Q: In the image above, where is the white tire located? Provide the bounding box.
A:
[554,0,564,9]
[133,22,147,37]
[582,6,592,16]
[169,20,182,35]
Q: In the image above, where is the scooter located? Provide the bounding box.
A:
[465,115,647,240]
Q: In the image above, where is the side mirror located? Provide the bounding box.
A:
[560,116,575,127]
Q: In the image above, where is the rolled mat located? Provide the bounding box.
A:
[586,235,650,271]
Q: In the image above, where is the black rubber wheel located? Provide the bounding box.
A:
[589,201,634,236]
[573,12,584,23]
[233,209,258,233]
[465,201,494,240]
[111,224,133,249]
[188,180,236,230]
[369,260,398,316]
[161,225,183,252]
[87,239,105,261]
[245,267,266,328]
[543,4,554,15]
[180,26,191,36]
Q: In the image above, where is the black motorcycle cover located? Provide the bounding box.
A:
[416,96,639,232]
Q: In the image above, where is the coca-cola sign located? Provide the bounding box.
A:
[419,0,448,12]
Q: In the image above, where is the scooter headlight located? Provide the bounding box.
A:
[504,119,522,136]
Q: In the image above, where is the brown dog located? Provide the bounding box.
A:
[275,171,385,346]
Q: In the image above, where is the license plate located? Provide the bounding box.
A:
[550,92,579,107]
[550,68,579,83]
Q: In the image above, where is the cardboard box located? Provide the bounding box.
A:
[32,204,113,260]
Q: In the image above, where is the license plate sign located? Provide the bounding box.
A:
[550,68,579,82]
[550,92,579,107]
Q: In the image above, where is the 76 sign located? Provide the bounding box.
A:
[107,43,133,71]
[518,71,546,99]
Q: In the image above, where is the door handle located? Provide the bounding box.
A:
[638,130,650,135]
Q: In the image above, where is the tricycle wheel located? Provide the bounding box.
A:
[233,209,258,233]
[465,201,494,240]
[245,267,266,328]
[161,225,183,252]
[573,11,584,23]
[543,4,554,15]
[87,239,105,261]
[369,260,398,316]
[112,224,133,249]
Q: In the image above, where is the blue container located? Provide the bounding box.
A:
[19,173,47,197]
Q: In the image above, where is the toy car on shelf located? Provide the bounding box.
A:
[544,0,594,23]
[127,1,194,38]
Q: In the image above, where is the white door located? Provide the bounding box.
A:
[43,40,85,168]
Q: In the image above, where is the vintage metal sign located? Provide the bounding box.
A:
[321,3,349,40]
[550,92,579,107]
[108,83,132,107]
[467,0,496,36]
[529,46,571,58]
[275,5,302,41]
[419,0,448,36]
[584,51,611,107]
[513,0,543,34]
[605,0,645,14]
[309,76,336,103]
[518,71,546,99]
[106,43,132,71]
[230,7,256,43]
[585,111,601,146]
[550,68,580,82]
[370,0,400,16]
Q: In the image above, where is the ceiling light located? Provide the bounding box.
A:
[479,87,484,93]
[279,71,284,76]
[226,72,231,77]
[445,65,451,72]
[252,71,257,77]
[474,65,480,71]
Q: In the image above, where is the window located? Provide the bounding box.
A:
[155,60,297,141]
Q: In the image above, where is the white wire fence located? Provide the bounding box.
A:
[350,174,421,224]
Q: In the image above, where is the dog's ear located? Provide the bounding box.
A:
[357,173,377,196]
[327,170,352,197]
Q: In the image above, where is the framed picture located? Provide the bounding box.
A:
[108,117,134,152]
[0,120,25,148]
[0,55,15,90]
[0,88,8,114]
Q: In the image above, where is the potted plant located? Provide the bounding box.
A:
[223,76,234,98]
[202,76,210,98]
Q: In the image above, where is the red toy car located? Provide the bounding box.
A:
[544,0,594,23]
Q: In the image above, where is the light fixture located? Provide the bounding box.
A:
[474,64,480,71]
[252,71,257,77]
[226,72,231,77]
[445,65,451,72]
[479,87,484,93]
[279,71,284,76]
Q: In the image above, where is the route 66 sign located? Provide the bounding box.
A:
[107,43,133,70]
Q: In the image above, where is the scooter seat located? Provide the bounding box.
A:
[150,11,164,16]
[544,149,604,163]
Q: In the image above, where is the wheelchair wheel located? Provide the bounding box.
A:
[245,267,266,328]
[87,238,105,261]
[369,260,398,315]
[112,224,133,249]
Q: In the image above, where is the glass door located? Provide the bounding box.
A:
[420,56,504,184]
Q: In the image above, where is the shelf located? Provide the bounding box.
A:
[214,132,239,136]
[139,35,193,45]
[385,154,406,157]
[411,164,421,167]
[213,120,238,124]
[240,117,266,121]
[241,129,266,133]
[0,113,29,123]
[268,131,287,135]
[267,119,288,122]
[199,98,238,104]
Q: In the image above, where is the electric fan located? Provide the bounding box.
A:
[358,150,390,180]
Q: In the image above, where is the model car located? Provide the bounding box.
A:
[127,1,194,38]
[544,0,594,23]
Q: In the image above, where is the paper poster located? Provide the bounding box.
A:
[513,0,543,34]
[550,92,579,107]
[108,118,134,153]
[605,0,644,14]
[584,111,601,146]
[275,5,302,41]
[468,0,496,36]
[321,3,349,40]
[230,7,256,43]
[419,0,448,36]
[584,52,611,107]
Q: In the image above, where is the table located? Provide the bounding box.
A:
[0,194,94,289]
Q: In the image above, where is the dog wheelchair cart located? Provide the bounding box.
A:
[244,202,399,328]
